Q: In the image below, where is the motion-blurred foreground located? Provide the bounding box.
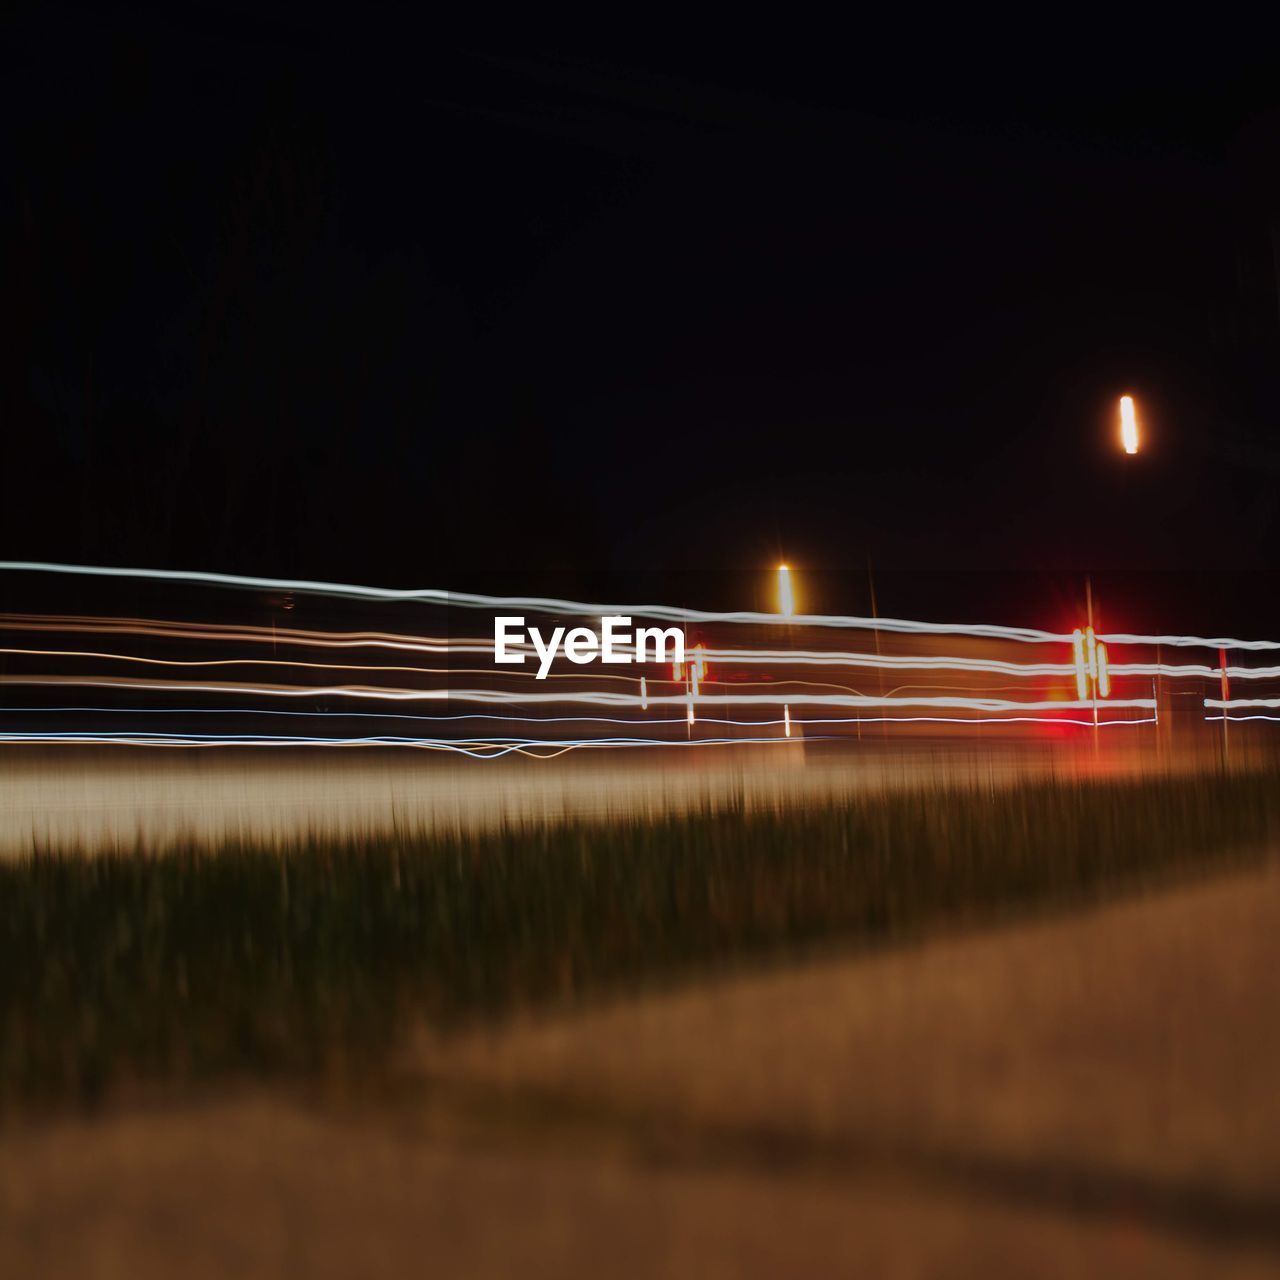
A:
[4,565,1280,1275]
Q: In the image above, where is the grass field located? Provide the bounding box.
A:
[3,771,1278,1106]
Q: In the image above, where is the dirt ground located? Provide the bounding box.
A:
[5,858,1280,1277]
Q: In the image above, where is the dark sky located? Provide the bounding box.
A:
[5,7,1280,626]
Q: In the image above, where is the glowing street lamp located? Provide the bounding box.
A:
[1071,628,1088,699]
[1071,625,1111,701]
[1119,395,1139,455]
[777,564,795,617]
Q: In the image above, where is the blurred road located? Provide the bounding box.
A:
[4,855,1279,1276]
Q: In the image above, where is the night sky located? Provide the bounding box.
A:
[5,9,1280,630]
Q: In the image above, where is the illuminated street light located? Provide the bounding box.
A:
[1071,625,1111,700]
[1119,394,1139,455]
[777,564,795,617]
[1072,629,1088,699]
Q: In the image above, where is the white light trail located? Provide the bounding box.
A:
[0,614,455,652]
[1099,633,1280,653]
[6,560,1280,755]
[0,674,1156,714]
[7,637,1280,683]
[5,559,1280,652]
[435,691,1158,712]
[0,717,1157,753]
[3,705,1157,731]
[1204,698,1280,710]
[0,560,1071,642]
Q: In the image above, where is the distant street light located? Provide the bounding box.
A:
[1071,624,1111,702]
[1119,394,1140,455]
[777,564,795,617]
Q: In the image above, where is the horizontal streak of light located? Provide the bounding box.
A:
[0,675,1156,713]
[709,657,1280,681]
[5,559,1280,654]
[0,732,817,759]
[1099,633,1280,652]
[778,714,1156,727]
[10,632,1280,683]
[0,559,1074,643]
[0,632,1086,680]
[365,692,1161,713]
[0,648,652,685]
[13,633,1280,686]
[703,649,1074,674]
[0,705,1155,730]
[1114,664,1280,679]
[0,616,539,660]
[1203,698,1280,709]
[0,706,691,724]
[0,676,448,700]
[0,716,1155,752]
[1,615,462,653]
[0,647,454,675]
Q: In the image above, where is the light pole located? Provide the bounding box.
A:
[776,564,794,741]
[776,564,795,618]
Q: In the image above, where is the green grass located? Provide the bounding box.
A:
[2,772,1279,1105]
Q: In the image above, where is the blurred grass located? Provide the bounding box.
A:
[2,772,1279,1105]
